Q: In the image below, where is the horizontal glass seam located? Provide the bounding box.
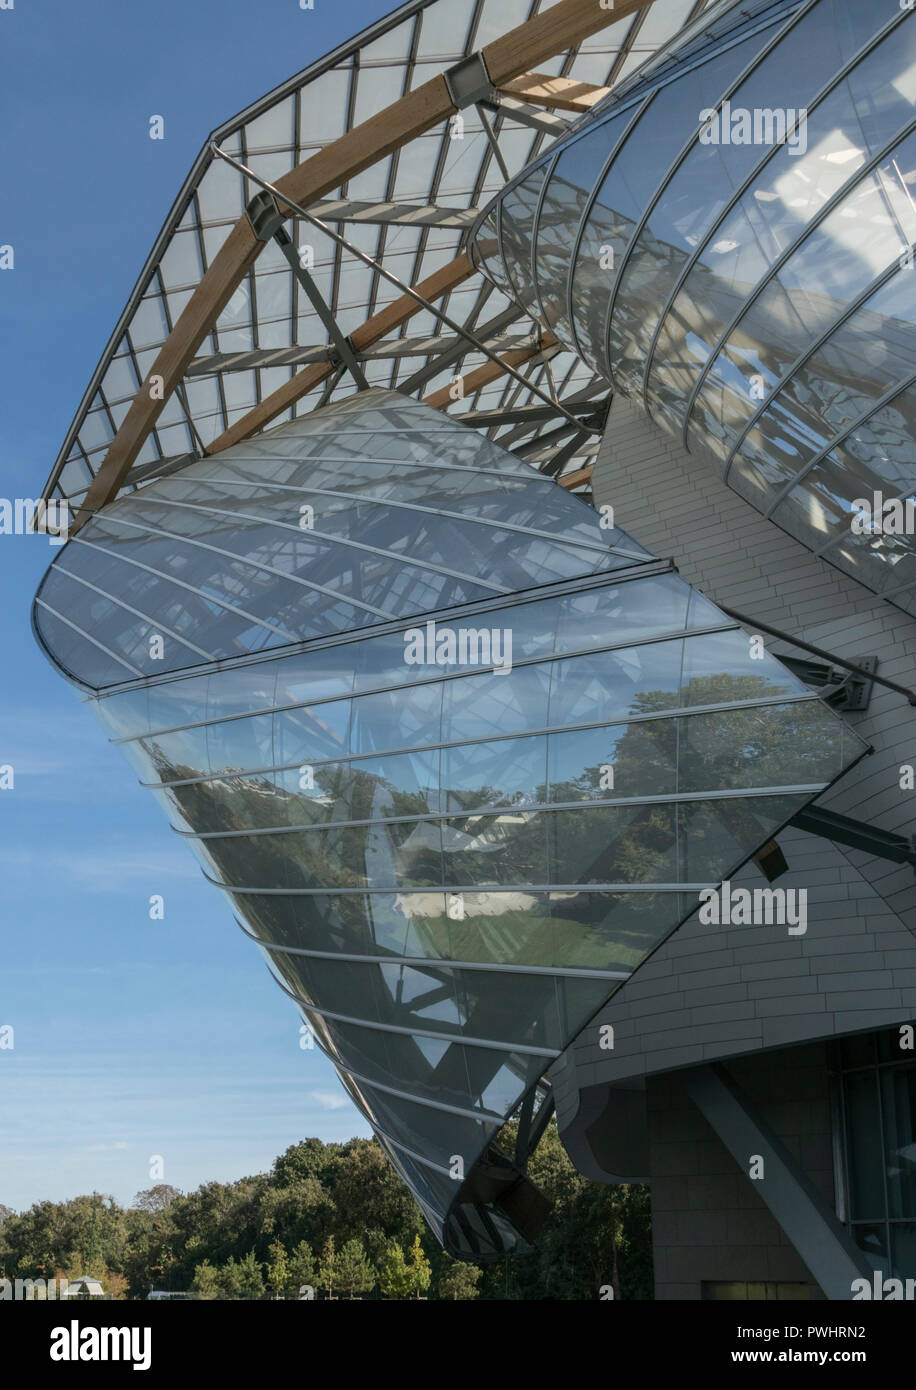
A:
[112,619,743,744]
[70,534,300,643]
[177,471,630,560]
[269,972,558,1057]
[175,783,828,840]
[234,918,631,980]
[137,691,818,787]
[329,1057,507,1124]
[208,870,713,895]
[34,598,144,678]
[91,561,674,700]
[51,563,217,663]
[121,493,513,596]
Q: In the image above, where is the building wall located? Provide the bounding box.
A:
[553,395,916,1170]
[648,1043,833,1301]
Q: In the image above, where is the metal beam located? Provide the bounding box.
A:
[204,254,475,454]
[485,94,571,138]
[716,604,916,707]
[186,345,332,376]
[185,329,532,378]
[457,395,604,431]
[789,805,916,868]
[422,335,556,410]
[211,150,596,438]
[273,225,369,391]
[683,1064,873,1300]
[303,197,480,228]
[397,306,522,396]
[528,432,597,476]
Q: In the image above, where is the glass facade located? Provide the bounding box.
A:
[33,390,864,1257]
[470,0,916,615]
[839,1029,916,1283]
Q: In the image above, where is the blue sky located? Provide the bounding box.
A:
[0,0,398,1213]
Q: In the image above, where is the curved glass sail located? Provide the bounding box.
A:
[469,0,916,616]
[33,390,865,1257]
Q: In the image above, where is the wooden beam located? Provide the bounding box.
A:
[557,464,593,489]
[422,333,557,411]
[72,216,262,529]
[71,78,457,528]
[204,254,475,454]
[497,71,611,112]
[70,0,649,526]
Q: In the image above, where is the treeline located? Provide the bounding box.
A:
[0,1123,652,1299]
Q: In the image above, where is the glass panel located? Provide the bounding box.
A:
[846,1069,886,1222]
[550,802,678,884]
[499,166,549,313]
[572,29,771,374]
[882,1065,916,1220]
[649,17,916,433]
[547,721,678,801]
[442,735,546,811]
[690,132,916,471]
[730,267,916,501]
[534,115,631,343]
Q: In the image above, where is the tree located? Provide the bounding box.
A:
[287,1240,315,1299]
[266,1241,290,1299]
[405,1233,431,1299]
[215,1257,243,1300]
[335,1239,374,1299]
[0,1205,14,1227]
[191,1262,221,1300]
[236,1250,265,1300]
[439,1259,481,1300]
[378,1241,412,1300]
[316,1234,337,1299]
[131,1186,181,1214]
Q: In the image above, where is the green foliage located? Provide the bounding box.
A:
[405,1233,431,1298]
[316,1234,337,1298]
[266,1241,290,1297]
[335,1239,374,1298]
[378,1240,412,1300]
[235,1250,265,1300]
[0,1128,654,1299]
[287,1239,316,1297]
[439,1259,481,1300]
[190,1261,220,1300]
[481,1118,654,1300]
[132,1186,181,1214]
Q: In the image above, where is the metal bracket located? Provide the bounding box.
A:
[444,52,494,109]
[781,654,877,712]
[789,804,916,871]
[716,602,916,706]
[246,190,287,243]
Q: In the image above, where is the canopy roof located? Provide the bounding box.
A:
[37,0,713,521]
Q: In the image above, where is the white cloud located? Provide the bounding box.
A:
[307,1090,348,1111]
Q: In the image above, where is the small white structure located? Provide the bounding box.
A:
[61,1276,106,1299]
